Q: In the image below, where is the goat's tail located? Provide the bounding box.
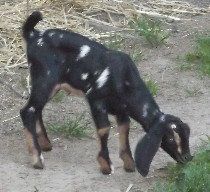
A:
[22,11,43,40]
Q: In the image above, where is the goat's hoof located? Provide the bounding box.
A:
[32,154,44,169]
[97,156,112,175]
[124,165,135,172]
[33,161,44,169]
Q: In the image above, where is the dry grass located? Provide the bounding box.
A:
[0,0,209,70]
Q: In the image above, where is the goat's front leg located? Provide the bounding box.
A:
[89,100,113,175]
[116,115,135,172]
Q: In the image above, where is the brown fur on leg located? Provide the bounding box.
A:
[24,128,44,169]
[118,122,135,172]
[36,121,52,151]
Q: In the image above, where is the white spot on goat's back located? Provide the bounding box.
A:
[59,34,64,38]
[77,45,90,61]
[48,31,55,37]
[37,38,44,46]
[142,103,149,117]
[47,70,51,76]
[28,106,35,112]
[29,32,34,38]
[81,73,89,80]
[96,67,110,88]
[171,124,177,129]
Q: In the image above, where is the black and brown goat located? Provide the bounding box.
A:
[20,11,192,177]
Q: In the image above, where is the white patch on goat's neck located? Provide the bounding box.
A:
[96,67,110,88]
[142,103,149,118]
[81,73,89,80]
[76,45,90,61]
[171,124,177,129]
[37,38,44,46]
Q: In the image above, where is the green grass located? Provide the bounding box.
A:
[128,46,143,63]
[146,79,158,96]
[152,139,210,192]
[186,35,210,75]
[20,75,27,88]
[129,16,169,47]
[177,63,193,71]
[47,115,91,138]
[185,87,203,97]
[102,35,125,51]
[52,90,67,102]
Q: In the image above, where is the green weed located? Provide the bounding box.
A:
[52,90,67,102]
[102,35,125,51]
[128,47,143,63]
[186,35,210,75]
[47,115,90,138]
[129,16,169,47]
[177,63,193,71]
[20,75,27,88]
[146,79,158,96]
[152,140,210,192]
[185,87,203,97]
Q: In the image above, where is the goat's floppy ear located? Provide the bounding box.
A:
[134,123,166,177]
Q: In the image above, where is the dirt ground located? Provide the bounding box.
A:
[1,1,210,192]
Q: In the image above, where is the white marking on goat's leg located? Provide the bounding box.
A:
[28,106,35,112]
[110,164,115,174]
[76,45,90,61]
[40,153,44,164]
[96,67,110,88]
[81,73,89,80]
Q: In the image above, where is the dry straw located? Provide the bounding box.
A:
[0,0,209,69]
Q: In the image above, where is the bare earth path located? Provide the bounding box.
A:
[1,1,210,191]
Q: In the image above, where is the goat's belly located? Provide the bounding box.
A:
[49,83,85,99]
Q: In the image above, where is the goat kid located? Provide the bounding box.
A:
[20,11,192,177]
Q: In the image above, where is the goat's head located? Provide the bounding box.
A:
[134,114,192,177]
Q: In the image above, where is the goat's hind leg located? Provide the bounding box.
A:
[89,100,113,175]
[20,85,54,169]
[116,115,135,172]
[36,111,52,151]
